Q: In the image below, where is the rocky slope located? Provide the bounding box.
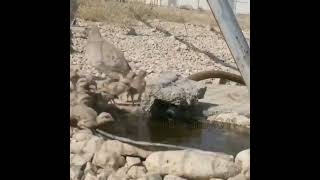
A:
[71,18,249,84]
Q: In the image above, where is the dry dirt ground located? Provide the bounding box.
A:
[71,5,250,85]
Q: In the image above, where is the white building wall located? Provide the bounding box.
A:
[234,0,250,14]
[144,0,250,15]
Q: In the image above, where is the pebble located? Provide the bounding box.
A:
[71,18,247,88]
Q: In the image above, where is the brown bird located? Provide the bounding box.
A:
[85,25,131,79]
[127,70,147,105]
[98,72,135,105]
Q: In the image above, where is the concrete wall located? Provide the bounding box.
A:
[234,0,250,14]
[143,0,250,15]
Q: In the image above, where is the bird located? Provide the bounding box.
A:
[98,72,135,105]
[85,25,132,80]
[126,70,147,105]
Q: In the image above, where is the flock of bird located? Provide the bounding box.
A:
[71,24,147,106]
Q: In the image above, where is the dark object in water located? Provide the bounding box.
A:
[150,99,194,122]
[165,106,176,120]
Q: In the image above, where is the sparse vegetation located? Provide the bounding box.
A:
[76,0,249,33]
[76,0,216,27]
[78,0,154,25]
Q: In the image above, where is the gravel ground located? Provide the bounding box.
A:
[71,18,250,84]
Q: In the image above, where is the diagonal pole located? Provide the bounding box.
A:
[206,0,250,92]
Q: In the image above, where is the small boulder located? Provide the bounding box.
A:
[179,44,188,50]
[70,165,84,180]
[141,72,206,113]
[92,149,125,170]
[137,173,162,180]
[208,112,250,128]
[84,172,98,180]
[71,141,87,154]
[71,154,88,167]
[115,166,129,178]
[163,175,187,180]
[235,149,250,180]
[82,136,104,154]
[82,152,95,162]
[126,157,141,167]
[107,173,125,180]
[97,167,115,180]
[101,140,151,158]
[144,150,240,179]
[227,173,247,180]
[127,166,147,179]
[126,27,137,36]
[73,130,94,142]
[84,162,98,175]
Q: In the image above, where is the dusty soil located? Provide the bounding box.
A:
[71,11,249,85]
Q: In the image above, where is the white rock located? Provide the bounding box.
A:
[84,162,98,175]
[227,173,247,180]
[71,141,87,154]
[163,175,187,180]
[144,150,240,179]
[70,127,73,137]
[71,165,84,180]
[147,40,155,45]
[92,149,125,169]
[77,128,94,135]
[116,33,126,40]
[82,152,95,162]
[180,44,188,50]
[127,166,147,179]
[208,112,250,128]
[114,166,129,178]
[244,168,250,180]
[235,149,250,180]
[107,173,125,180]
[134,62,142,68]
[174,46,181,51]
[73,131,93,142]
[169,35,176,40]
[101,140,151,158]
[137,173,162,180]
[97,167,115,180]
[84,173,98,180]
[71,154,87,167]
[126,157,141,167]
[82,136,104,154]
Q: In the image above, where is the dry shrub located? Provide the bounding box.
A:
[152,6,186,23]
[77,0,191,25]
[77,0,156,26]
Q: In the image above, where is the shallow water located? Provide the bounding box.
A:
[100,113,250,156]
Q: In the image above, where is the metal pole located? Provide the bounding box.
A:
[206,0,250,91]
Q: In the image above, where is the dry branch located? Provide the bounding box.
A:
[188,70,245,84]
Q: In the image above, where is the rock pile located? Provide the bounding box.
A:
[70,127,249,180]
